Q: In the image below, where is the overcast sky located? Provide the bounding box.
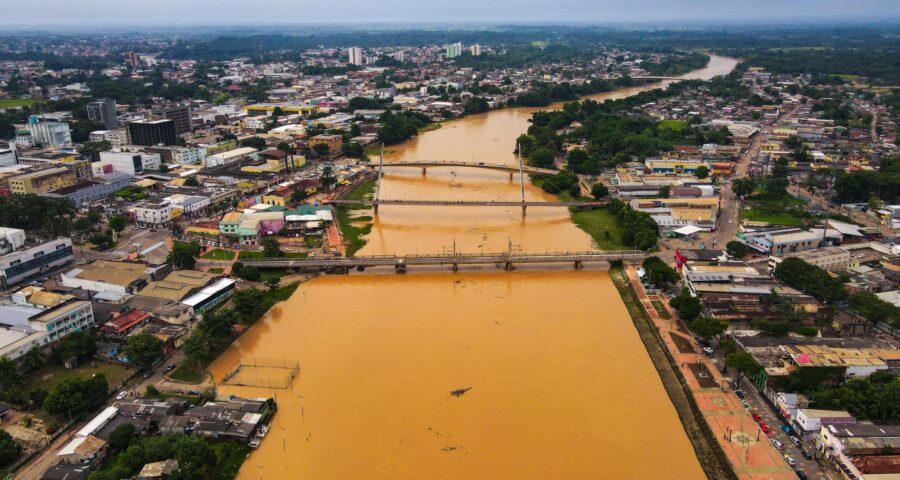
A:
[2,0,898,26]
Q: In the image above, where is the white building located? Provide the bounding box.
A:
[0,299,95,360]
[204,147,258,168]
[28,114,72,147]
[165,194,211,216]
[348,47,363,66]
[0,228,73,289]
[0,145,17,167]
[133,202,173,227]
[89,129,128,147]
[470,44,482,56]
[98,150,161,175]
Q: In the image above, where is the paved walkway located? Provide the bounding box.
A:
[625,266,797,480]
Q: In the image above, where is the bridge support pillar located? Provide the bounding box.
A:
[422,167,427,175]
[574,261,583,270]
[373,204,379,215]
[521,205,527,218]
[505,262,513,271]
[394,264,406,273]
[509,172,513,181]
[451,263,458,272]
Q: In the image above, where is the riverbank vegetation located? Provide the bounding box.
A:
[334,179,376,257]
[377,110,432,145]
[172,284,299,383]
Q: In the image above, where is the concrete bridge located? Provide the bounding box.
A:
[632,76,681,80]
[242,250,646,273]
[327,198,609,209]
[377,160,558,177]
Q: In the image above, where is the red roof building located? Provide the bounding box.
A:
[100,309,151,339]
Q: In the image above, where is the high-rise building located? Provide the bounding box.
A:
[123,51,140,67]
[348,47,363,66]
[162,104,193,135]
[86,98,120,130]
[126,119,177,146]
[470,44,482,56]
[446,43,463,59]
[27,114,72,147]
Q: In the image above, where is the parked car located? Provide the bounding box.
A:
[752,413,762,422]
[800,449,813,460]
[116,391,128,400]
[759,422,770,434]
[772,439,784,449]
[790,436,802,447]
[796,471,807,480]
[780,425,793,435]
[165,364,176,372]
[784,456,796,466]
[702,346,714,355]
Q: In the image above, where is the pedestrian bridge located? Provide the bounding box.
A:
[327,198,609,208]
[242,250,646,273]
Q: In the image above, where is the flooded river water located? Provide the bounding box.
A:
[210,55,738,479]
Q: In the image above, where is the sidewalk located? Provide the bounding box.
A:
[624,266,797,480]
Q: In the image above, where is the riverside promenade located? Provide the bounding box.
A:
[624,266,798,480]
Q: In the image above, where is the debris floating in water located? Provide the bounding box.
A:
[450,387,471,397]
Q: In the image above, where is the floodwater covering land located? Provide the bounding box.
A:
[210,55,738,479]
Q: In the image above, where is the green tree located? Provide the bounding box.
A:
[658,185,670,198]
[167,241,201,269]
[264,277,280,291]
[123,332,164,371]
[108,214,128,233]
[774,257,847,304]
[0,430,19,467]
[232,289,264,320]
[239,136,266,150]
[0,357,22,393]
[732,177,756,197]
[312,143,331,157]
[670,288,703,322]
[642,256,679,288]
[174,435,217,480]
[44,374,108,418]
[590,183,609,200]
[690,316,727,341]
[261,236,283,257]
[726,352,764,377]
[726,240,749,258]
[54,331,97,363]
[108,423,136,452]
[695,165,709,179]
[528,147,555,169]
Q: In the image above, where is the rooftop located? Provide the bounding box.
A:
[63,260,154,287]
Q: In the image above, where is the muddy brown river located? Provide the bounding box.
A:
[210,55,737,479]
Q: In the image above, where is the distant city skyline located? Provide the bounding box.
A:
[2,0,899,27]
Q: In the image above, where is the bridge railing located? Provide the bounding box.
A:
[245,250,646,263]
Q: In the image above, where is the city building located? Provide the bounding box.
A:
[309,134,342,155]
[89,129,128,146]
[204,146,259,168]
[0,298,94,360]
[123,51,140,67]
[98,150,161,175]
[446,43,462,59]
[161,104,193,135]
[470,44,482,56]
[126,119,177,146]
[739,227,842,256]
[86,98,120,130]
[28,114,72,147]
[60,260,159,295]
[348,47,363,66]
[793,409,856,440]
[133,202,174,228]
[0,228,73,289]
[0,145,17,167]
[8,166,77,195]
[768,246,851,273]
[40,171,132,208]
[144,145,205,165]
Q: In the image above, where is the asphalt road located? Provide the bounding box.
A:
[736,375,831,480]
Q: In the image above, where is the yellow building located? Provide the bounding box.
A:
[240,159,285,174]
[243,104,319,115]
[8,167,77,195]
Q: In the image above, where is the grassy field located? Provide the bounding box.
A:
[533,178,626,250]
[657,119,689,132]
[23,362,134,394]
[201,249,235,260]
[651,300,672,320]
[208,267,225,274]
[336,179,376,256]
[0,98,35,108]
[531,40,549,47]
[741,209,806,226]
[417,123,442,133]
